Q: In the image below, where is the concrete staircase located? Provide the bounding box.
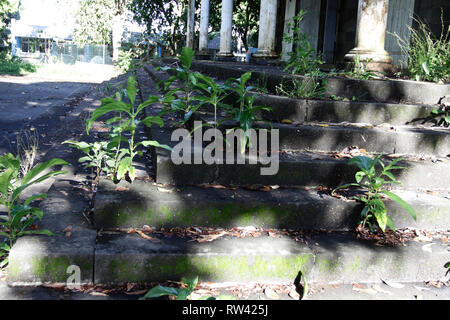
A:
[7,61,450,287]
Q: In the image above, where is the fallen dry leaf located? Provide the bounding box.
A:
[136,230,161,243]
[381,279,404,289]
[115,186,130,192]
[281,119,293,124]
[372,284,392,295]
[264,287,280,300]
[63,226,73,233]
[125,289,149,295]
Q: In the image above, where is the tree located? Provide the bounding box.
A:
[112,0,130,62]
[128,0,188,55]
[73,0,115,46]
[233,0,260,51]
[0,0,20,55]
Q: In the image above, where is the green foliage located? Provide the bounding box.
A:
[224,71,271,153]
[276,77,325,99]
[332,156,416,232]
[342,54,380,80]
[0,0,20,54]
[282,10,323,75]
[394,14,450,83]
[158,47,205,127]
[85,76,171,183]
[73,0,115,45]
[0,55,37,75]
[428,106,450,127]
[140,276,235,300]
[0,153,67,262]
[445,262,450,277]
[62,140,109,187]
[116,49,135,73]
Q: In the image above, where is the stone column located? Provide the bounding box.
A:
[254,0,278,59]
[344,0,392,72]
[186,0,196,50]
[199,0,210,54]
[281,0,296,61]
[217,0,234,58]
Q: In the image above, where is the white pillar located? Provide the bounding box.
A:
[217,0,234,58]
[199,0,210,54]
[186,0,196,50]
[254,0,278,59]
[385,0,414,66]
[281,0,296,61]
[345,0,392,71]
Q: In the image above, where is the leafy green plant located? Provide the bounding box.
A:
[0,153,67,260]
[62,140,109,187]
[332,156,416,232]
[140,276,234,300]
[158,47,204,127]
[445,262,450,278]
[343,54,379,80]
[428,106,450,127]
[224,72,271,154]
[85,76,171,183]
[282,10,323,75]
[193,72,229,129]
[0,55,37,75]
[393,13,450,83]
[276,77,325,99]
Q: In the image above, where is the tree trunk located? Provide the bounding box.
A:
[112,14,125,62]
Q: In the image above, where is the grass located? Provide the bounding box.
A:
[393,13,450,83]
[0,56,37,75]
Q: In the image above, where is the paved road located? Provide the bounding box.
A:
[0,76,95,154]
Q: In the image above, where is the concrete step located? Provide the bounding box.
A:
[94,178,450,230]
[255,93,437,126]
[149,123,450,190]
[153,59,450,105]
[143,64,449,157]
[94,230,449,284]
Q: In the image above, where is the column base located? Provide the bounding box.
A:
[252,49,278,60]
[216,52,236,62]
[344,48,393,73]
[195,51,212,60]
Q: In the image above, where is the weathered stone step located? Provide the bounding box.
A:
[94,178,450,230]
[143,64,449,157]
[255,93,437,126]
[149,124,450,190]
[152,59,450,105]
[94,231,449,284]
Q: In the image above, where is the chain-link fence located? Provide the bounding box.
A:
[50,43,113,65]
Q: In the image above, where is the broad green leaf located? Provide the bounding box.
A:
[141,116,164,128]
[125,76,137,106]
[136,95,160,114]
[348,156,374,172]
[21,158,68,186]
[116,157,131,180]
[370,198,387,232]
[180,47,195,69]
[140,140,173,152]
[0,168,14,198]
[86,101,131,134]
[380,190,416,221]
[12,170,67,202]
[355,171,365,183]
[140,285,180,300]
[24,194,47,206]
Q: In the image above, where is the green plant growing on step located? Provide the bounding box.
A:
[393,12,450,83]
[276,77,325,99]
[428,106,450,127]
[332,156,416,232]
[140,276,234,300]
[193,72,229,129]
[445,262,450,278]
[85,75,172,183]
[0,242,9,268]
[0,153,67,263]
[282,10,323,76]
[62,140,109,188]
[344,54,380,80]
[224,72,272,154]
[158,47,204,127]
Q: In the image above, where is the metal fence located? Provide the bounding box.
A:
[50,43,113,65]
